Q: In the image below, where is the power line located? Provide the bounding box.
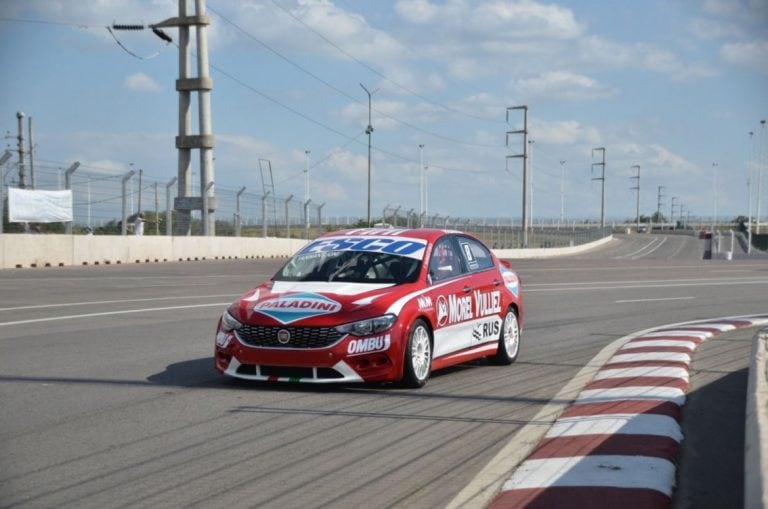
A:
[207,4,502,149]
[268,0,505,125]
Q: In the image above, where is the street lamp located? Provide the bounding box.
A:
[559,160,566,228]
[758,120,766,234]
[712,162,718,232]
[360,83,377,227]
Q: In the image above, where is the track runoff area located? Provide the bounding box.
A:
[447,314,768,509]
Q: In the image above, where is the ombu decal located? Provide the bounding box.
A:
[347,334,391,355]
[253,292,342,324]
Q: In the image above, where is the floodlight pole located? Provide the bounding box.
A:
[64,162,80,234]
[630,165,640,231]
[360,83,376,226]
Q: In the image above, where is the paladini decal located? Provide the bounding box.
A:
[253,292,342,324]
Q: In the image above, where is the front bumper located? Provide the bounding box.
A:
[214,328,401,384]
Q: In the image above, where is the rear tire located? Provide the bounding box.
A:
[489,308,520,365]
[401,319,432,388]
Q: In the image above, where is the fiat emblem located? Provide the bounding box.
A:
[277,329,291,344]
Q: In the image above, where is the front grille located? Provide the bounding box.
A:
[236,324,344,349]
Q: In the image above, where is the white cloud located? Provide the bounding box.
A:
[395,0,439,23]
[720,40,768,72]
[396,0,582,39]
[533,120,601,146]
[512,71,618,101]
[124,72,161,92]
[647,144,699,177]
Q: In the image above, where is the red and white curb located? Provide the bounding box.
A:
[489,315,768,509]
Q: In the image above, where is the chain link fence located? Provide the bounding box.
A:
[2,160,611,247]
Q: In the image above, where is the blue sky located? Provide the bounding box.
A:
[1,0,767,224]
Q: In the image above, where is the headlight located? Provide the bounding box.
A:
[220,310,243,332]
[336,314,396,336]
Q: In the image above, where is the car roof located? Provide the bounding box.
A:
[318,228,465,243]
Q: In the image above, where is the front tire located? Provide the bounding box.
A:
[401,319,432,388]
[489,308,520,365]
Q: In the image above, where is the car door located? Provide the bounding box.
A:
[427,235,476,359]
[455,235,504,350]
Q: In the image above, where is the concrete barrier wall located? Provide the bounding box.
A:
[745,327,768,509]
[0,233,614,269]
[495,234,613,259]
[0,234,309,268]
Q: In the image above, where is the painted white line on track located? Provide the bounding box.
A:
[630,236,667,260]
[616,296,696,304]
[615,237,666,260]
[502,456,676,494]
[0,294,239,312]
[0,302,231,327]
[528,276,766,287]
[526,278,768,292]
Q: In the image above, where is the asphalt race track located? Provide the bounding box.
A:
[1,233,767,508]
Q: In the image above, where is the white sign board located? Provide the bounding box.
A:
[8,188,73,223]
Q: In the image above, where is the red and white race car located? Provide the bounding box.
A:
[214,228,524,388]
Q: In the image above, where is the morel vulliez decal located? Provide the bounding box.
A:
[253,292,342,324]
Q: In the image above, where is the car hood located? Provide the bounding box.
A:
[231,280,403,327]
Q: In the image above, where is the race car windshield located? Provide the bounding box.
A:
[274,250,420,284]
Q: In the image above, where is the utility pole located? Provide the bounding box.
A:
[656,185,665,226]
[148,0,216,236]
[506,105,529,247]
[591,147,606,228]
[671,196,678,227]
[16,112,26,189]
[630,165,640,231]
[27,116,35,189]
[528,139,535,228]
[360,83,376,226]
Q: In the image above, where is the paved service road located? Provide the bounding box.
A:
[1,233,766,508]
